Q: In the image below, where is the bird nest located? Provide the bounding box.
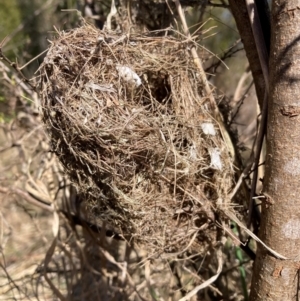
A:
[38,24,234,255]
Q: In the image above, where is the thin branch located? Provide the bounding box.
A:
[174,0,236,160]
[244,0,269,92]
[233,67,251,102]
[205,40,244,79]
[0,186,53,212]
[0,38,36,91]
[229,80,254,126]
[19,48,49,71]
[207,0,230,8]
[244,0,269,227]
[178,247,223,301]
[182,265,223,296]
[224,209,287,260]
[247,91,267,227]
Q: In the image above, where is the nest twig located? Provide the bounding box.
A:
[38,24,234,255]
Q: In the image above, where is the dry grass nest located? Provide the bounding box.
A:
[38,24,234,255]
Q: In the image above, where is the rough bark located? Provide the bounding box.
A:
[250,1,300,300]
[228,0,268,110]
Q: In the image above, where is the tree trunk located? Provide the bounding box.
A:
[250,1,300,300]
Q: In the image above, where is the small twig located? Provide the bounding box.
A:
[245,0,269,92]
[229,159,253,200]
[207,0,230,8]
[229,80,254,126]
[0,61,34,96]
[0,186,53,212]
[105,0,117,31]
[224,209,287,260]
[0,38,36,91]
[244,0,270,228]
[145,260,161,301]
[174,0,235,160]
[220,222,256,260]
[247,91,268,227]
[182,265,223,296]
[233,67,251,102]
[99,247,147,301]
[178,247,223,301]
[0,254,33,301]
[19,48,49,71]
[43,208,68,301]
[205,42,244,79]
